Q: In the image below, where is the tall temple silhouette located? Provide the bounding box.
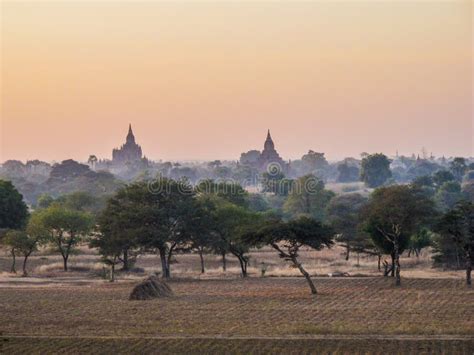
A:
[258,130,286,171]
[112,124,143,164]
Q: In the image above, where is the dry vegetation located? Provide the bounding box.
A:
[0,246,473,353]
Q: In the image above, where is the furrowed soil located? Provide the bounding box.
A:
[1,277,473,354]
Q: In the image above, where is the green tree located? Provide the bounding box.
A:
[182,195,218,274]
[362,185,436,286]
[360,154,392,188]
[450,157,467,181]
[196,179,249,207]
[245,217,333,294]
[212,201,261,277]
[112,178,195,279]
[435,181,463,211]
[283,175,335,221]
[326,193,369,261]
[336,162,360,183]
[435,201,474,286]
[433,170,455,188]
[3,212,48,276]
[93,190,142,273]
[36,193,55,209]
[261,172,292,196]
[301,150,329,171]
[41,206,94,271]
[463,182,474,203]
[56,191,103,213]
[0,180,29,230]
[408,228,432,257]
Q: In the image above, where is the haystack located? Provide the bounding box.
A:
[129,276,174,300]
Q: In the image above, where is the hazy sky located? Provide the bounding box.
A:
[1,1,472,163]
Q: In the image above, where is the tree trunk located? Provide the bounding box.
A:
[10,249,16,273]
[122,249,129,271]
[390,253,395,277]
[166,244,176,279]
[394,240,401,287]
[22,254,30,277]
[292,257,317,295]
[110,262,115,282]
[237,256,247,278]
[63,254,69,271]
[222,252,227,272]
[455,247,461,269]
[198,248,205,274]
[377,254,381,272]
[466,260,472,287]
[345,245,350,261]
[158,248,169,279]
[356,253,360,267]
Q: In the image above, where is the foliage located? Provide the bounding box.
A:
[336,162,360,183]
[245,216,333,294]
[360,154,392,188]
[2,212,49,276]
[449,157,467,181]
[408,228,432,257]
[326,193,371,259]
[435,201,474,285]
[261,172,292,196]
[433,170,455,188]
[283,175,335,221]
[0,180,29,230]
[196,179,249,207]
[434,181,463,211]
[362,185,436,285]
[41,205,94,271]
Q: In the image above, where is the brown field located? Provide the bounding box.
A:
[1,247,473,354]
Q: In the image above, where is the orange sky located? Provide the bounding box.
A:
[1,1,472,162]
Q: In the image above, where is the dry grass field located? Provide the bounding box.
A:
[1,247,473,354]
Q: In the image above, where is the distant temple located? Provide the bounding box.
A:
[258,130,286,172]
[112,124,143,164]
[239,130,288,174]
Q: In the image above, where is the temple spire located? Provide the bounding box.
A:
[126,124,135,144]
[264,129,275,151]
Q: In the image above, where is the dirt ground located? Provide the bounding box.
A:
[0,247,473,353]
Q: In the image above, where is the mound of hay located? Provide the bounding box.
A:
[129,276,174,300]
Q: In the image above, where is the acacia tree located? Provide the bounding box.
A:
[212,201,261,277]
[3,212,49,276]
[109,178,195,279]
[41,206,94,271]
[362,185,435,286]
[181,196,217,274]
[436,201,474,286]
[246,216,333,295]
[94,190,142,272]
[326,193,369,261]
[195,181,254,273]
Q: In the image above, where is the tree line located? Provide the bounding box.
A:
[0,170,473,294]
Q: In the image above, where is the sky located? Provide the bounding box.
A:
[1,0,472,163]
